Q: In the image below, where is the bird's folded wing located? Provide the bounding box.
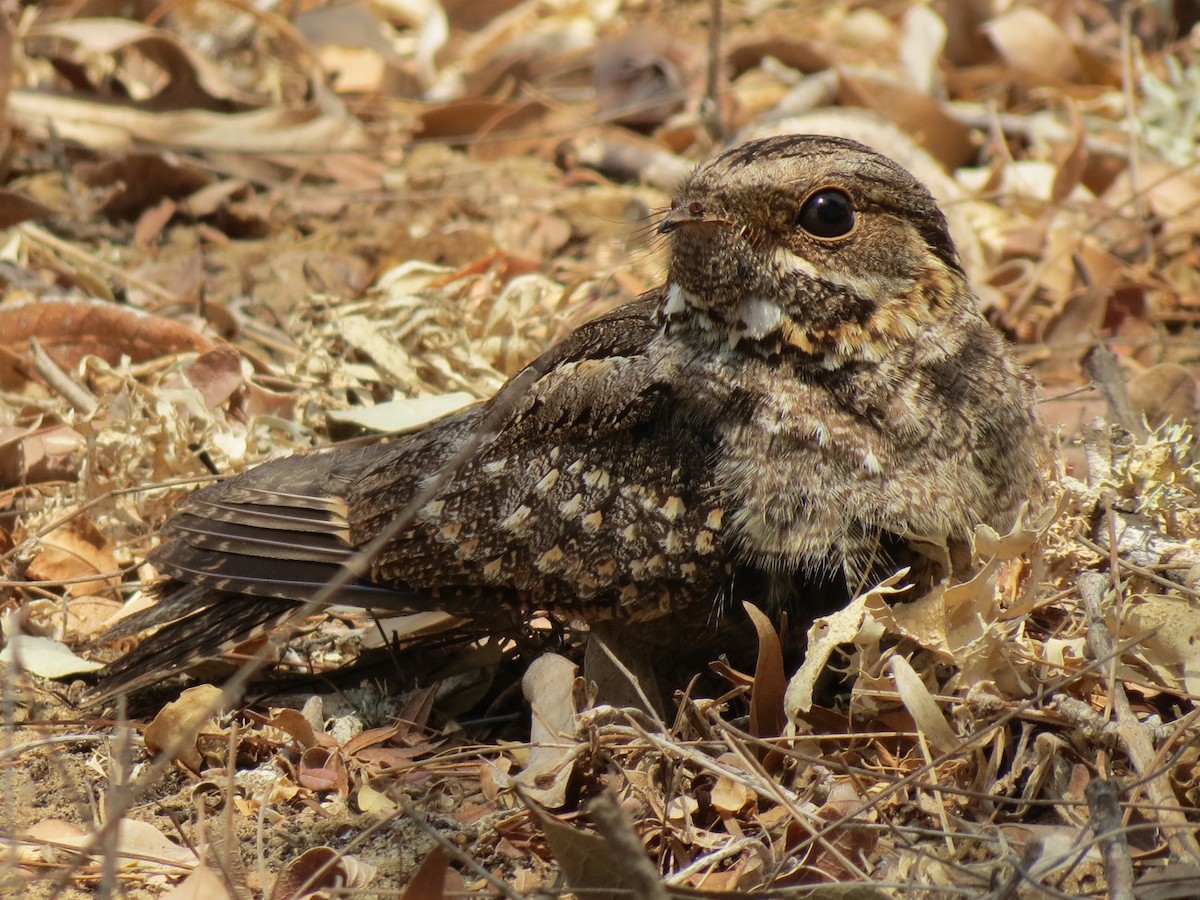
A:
[87,298,738,701]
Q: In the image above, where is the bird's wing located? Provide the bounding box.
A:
[151,296,735,622]
[89,298,738,701]
[145,297,734,611]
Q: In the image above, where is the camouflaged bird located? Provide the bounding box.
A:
[88,135,1051,703]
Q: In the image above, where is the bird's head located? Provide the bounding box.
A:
[658,135,972,364]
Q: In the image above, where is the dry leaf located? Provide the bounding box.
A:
[1127,364,1200,428]
[710,752,754,815]
[592,30,690,129]
[0,633,103,676]
[298,746,348,794]
[325,392,475,433]
[161,864,233,900]
[27,516,120,597]
[900,4,948,96]
[742,601,786,741]
[76,151,213,219]
[28,18,256,110]
[888,654,959,754]
[510,652,579,807]
[58,593,124,639]
[355,779,399,815]
[143,684,226,773]
[786,571,907,719]
[0,423,84,488]
[0,298,212,368]
[9,85,368,153]
[269,846,348,900]
[180,345,245,409]
[0,190,58,227]
[1121,595,1200,695]
[23,817,198,869]
[524,794,665,900]
[983,7,1080,84]
[838,69,974,169]
[401,846,449,900]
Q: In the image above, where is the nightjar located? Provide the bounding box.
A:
[87,135,1051,703]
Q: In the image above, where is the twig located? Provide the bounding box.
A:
[395,795,525,900]
[19,223,180,305]
[1118,7,1155,264]
[1086,778,1135,900]
[1077,571,1200,863]
[701,0,725,143]
[1082,345,1147,441]
[0,733,110,762]
[587,790,670,900]
[1074,533,1200,599]
[28,338,97,417]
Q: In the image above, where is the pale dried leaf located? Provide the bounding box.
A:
[512,652,579,807]
[143,684,226,773]
[983,7,1080,83]
[0,633,103,676]
[900,4,947,96]
[1121,595,1200,694]
[888,654,959,754]
[325,392,475,433]
[161,864,233,900]
[9,89,368,152]
[786,571,907,719]
[27,517,120,597]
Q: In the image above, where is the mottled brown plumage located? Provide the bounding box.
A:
[88,135,1051,703]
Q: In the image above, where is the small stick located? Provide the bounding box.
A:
[1086,778,1135,900]
[701,0,726,143]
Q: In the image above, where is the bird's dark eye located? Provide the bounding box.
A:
[795,189,856,239]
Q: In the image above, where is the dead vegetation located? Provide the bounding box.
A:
[2,0,1200,897]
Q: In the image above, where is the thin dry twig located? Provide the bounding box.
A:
[1086,778,1135,900]
[1077,570,1200,864]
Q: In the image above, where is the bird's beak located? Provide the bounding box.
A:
[657,207,727,235]
[657,208,688,234]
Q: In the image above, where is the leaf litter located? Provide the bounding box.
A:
[1,1,1200,897]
